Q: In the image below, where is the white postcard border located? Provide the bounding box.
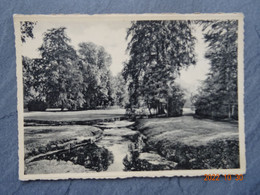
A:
[14,13,245,181]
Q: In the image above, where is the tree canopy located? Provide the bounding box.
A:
[112,72,129,108]
[123,20,196,116]
[37,27,84,110]
[78,42,114,109]
[20,21,37,43]
[193,20,238,119]
[23,27,115,111]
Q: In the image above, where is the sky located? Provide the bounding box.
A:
[21,20,131,76]
[21,20,210,93]
[175,24,210,93]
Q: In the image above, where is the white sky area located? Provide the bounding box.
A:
[21,21,210,94]
[21,20,131,75]
[175,24,210,93]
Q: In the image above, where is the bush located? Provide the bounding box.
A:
[27,100,47,111]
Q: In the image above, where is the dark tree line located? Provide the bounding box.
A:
[193,20,239,119]
[22,26,123,111]
[123,20,196,116]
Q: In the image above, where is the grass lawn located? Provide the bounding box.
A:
[24,125,114,174]
[136,116,239,169]
[25,159,92,174]
[24,125,102,160]
[24,108,126,122]
[138,116,238,147]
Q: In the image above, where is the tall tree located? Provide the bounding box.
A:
[78,42,113,109]
[123,20,196,116]
[39,27,84,110]
[194,20,238,119]
[23,56,49,110]
[112,72,129,107]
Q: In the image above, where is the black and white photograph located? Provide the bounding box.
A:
[14,14,245,180]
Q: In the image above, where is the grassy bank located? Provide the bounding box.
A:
[24,125,102,158]
[135,116,239,169]
[24,125,113,174]
[23,109,128,174]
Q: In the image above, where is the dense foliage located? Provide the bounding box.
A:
[112,72,129,107]
[23,27,117,111]
[78,42,114,109]
[20,21,37,43]
[123,20,196,116]
[193,20,238,119]
[22,20,237,117]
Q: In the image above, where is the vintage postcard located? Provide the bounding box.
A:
[14,13,245,180]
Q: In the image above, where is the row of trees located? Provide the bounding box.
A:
[123,20,196,116]
[22,20,238,118]
[23,26,127,111]
[193,20,239,119]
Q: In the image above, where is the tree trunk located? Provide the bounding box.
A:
[148,106,152,116]
[228,104,231,119]
[61,101,64,111]
[166,102,169,117]
[231,105,235,118]
[156,102,159,115]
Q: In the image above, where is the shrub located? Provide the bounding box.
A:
[27,100,47,111]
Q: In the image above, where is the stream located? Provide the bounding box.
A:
[24,110,239,173]
[95,120,137,171]
[94,120,177,171]
[25,119,177,174]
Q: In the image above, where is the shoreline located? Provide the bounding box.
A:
[23,112,240,173]
[131,116,239,170]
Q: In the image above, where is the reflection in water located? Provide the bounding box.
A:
[95,120,177,172]
[29,120,177,172]
[95,120,137,172]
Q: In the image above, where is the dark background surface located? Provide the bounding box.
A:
[0,0,259,194]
